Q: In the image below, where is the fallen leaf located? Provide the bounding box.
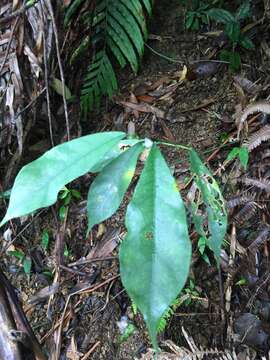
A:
[119,101,165,118]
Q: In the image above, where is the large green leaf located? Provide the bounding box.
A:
[91,138,142,173]
[0,132,125,226]
[189,149,227,261]
[87,142,143,231]
[120,145,191,349]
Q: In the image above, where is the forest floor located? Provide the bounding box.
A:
[1,1,270,359]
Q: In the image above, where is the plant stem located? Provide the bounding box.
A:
[157,141,191,151]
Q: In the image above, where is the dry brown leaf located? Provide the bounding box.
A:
[234,75,261,95]
[136,94,155,103]
[86,228,120,260]
[119,101,165,118]
[179,98,216,113]
[160,119,175,141]
[28,283,60,304]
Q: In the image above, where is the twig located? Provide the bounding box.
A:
[81,341,101,360]
[41,275,119,344]
[53,275,119,359]
[145,43,185,64]
[67,256,117,267]
[225,223,236,313]
[59,264,86,276]
[0,17,19,76]
[45,0,70,141]
[0,210,45,256]
[207,113,261,165]
[42,25,54,146]
[14,88,46,120]
[225,223,236,347]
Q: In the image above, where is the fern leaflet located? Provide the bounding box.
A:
[78,0,153,114]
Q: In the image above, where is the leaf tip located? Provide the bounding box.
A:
[86,221,94,237]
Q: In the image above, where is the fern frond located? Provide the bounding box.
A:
[64,0,86,26]
[120,0,148,39]
[141,0,153,15]
[80,0,152,114]
[226,192,256,209]
[241,177,270,192]
[81,50,117,114]
[245,124,270,151]
[157,297,182,333]
[233,201,258,224]
[248,225,270,253]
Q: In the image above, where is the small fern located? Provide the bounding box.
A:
[130,297,181,334]
[157,298,182,333]
[65,0,153,115]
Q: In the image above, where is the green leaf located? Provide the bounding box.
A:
[227,145,249,169]
[71,189,82,199]
[51,77,72,101]
[236,0,250,20]
[192,17,200,31]
[87,142,144,231]
[198,236,207,254]
[120,323,136,342]
[226,147,240,161]
[0,189,11,199]
[107,17,139,72]
[8,250,25,261]
[23,256,32,275]
[120,145,191,349]
[239,35,255,50]
[64,243,69,257]
[59,205,67,222]
[120,0,148,39]
[219,49,231,62]
[80,0,153,114]
[90,138,141,173]
[64,0,86,26]
[110,2,144,58]
[235,277,247,286]
[189,149,227,262]
[239,146,249,169]
[141,0,152,15]
[190,201,206,237]
[229,51,241,71]
[186,13,195,29]
[41,230,50,250]
[81,51,118,114]
[207,8,235,24]
[225,21,240,43]
[0,132,125,226]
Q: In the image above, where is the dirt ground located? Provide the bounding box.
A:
[1,0,270,359]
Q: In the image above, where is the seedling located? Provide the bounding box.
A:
[0,131,227,350]
[8,249,32,276]
[183,279,201,306]
[41,230,50,250]
[184,1,211,31]
[58,186,81,221]
[226,146,249,169]
[208,1,254,71]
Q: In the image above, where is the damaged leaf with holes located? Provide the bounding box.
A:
[189,149,227,262]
